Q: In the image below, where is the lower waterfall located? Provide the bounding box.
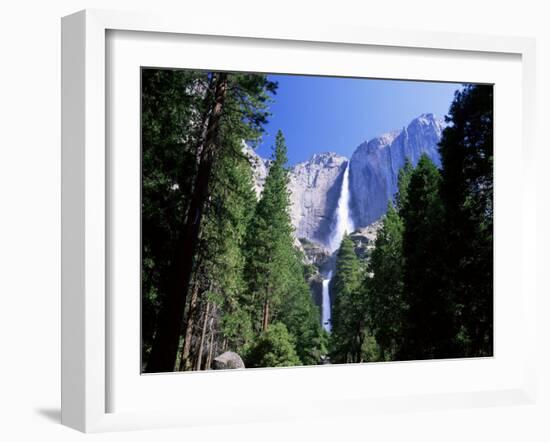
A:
[321,271,333,332]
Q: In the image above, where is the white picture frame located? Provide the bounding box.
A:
[61,9,537,433]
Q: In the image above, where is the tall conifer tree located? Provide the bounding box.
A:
[400,154,456,359]
[243,130,324,366]
[146,72,276,372]
[366,202,406,360]
[330,235,367,363]
[438,84,493,357]
[244,130,294,332]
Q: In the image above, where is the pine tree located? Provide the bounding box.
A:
[141,69,209,365]
[145,71,277,372]
[243,130,324,366]
[146,72,229,372]
[243,130,295,332]
[400,154,456,360]
[438,84,494,357]
[277,249,326,366]
[330,235,367,363]
[366,202,406,360]
[177,135,258,370]
[245,322,301,368]
[395,158,414,213]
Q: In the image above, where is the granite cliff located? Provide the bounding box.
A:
[246,113,444,247]
[349,113,444,227]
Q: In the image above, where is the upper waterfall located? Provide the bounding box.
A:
[328,162,355,252]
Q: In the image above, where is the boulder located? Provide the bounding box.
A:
[213,351,245,370]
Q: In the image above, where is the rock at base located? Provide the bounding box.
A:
[213,351,245,370]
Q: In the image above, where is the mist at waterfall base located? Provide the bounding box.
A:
[322,162,355,332]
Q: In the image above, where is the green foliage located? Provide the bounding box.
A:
[332,235,362,298]
[216,73,277,153]
[277,250,327,365]
[330,235,373,363]
[198,137,258,356]
[245,322,301,368]
[142,70,281,371]
[395,158,414,213]
[219,307,255,356]
[243,131,324,364]
[438,84,494,357]
[399,154,457,359]
[193,73,278,360]
[141,69,208,362]
[360,334,379,362]
[365,85,494,361]
[366,202,406,360]
[244,131,298,329]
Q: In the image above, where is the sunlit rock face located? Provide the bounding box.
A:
[243,142,270,198]
[245,146,348,247]
[288,153,348,247]
[349,113,444,228]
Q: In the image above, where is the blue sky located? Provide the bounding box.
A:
[256,74,462,165]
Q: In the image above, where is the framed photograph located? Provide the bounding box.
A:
[61,9,537,432]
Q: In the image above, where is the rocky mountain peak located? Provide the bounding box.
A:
[406,113,445,140]
[246,114,445,247]
[414,112,440,125]
[309,151,346,165]
[356,130,400,155]
[349,114,444,228]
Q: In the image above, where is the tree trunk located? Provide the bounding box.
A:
[195,301,211,371]
[262,299,270,332]
[146,73,229,373]
[178,282,200,371]
[356,327,364,363]
[205,321,215,369]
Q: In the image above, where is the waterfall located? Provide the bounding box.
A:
[321,271,333,332]
[328,162,355,253]
[322,162,355,333]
